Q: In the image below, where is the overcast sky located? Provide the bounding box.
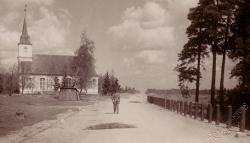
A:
[0,0,238,91]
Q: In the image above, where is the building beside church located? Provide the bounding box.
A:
[17,13,98,94]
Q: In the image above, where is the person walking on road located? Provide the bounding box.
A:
[111,92,120,114]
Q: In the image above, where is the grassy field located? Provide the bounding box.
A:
[0,93,111,137]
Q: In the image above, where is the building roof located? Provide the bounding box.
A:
[31,54,74,75]
[18,17,32,45]
[30,54,97,76]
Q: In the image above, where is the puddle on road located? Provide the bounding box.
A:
[85,123,136,130]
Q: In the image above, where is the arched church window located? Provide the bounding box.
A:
[24,47,27,53]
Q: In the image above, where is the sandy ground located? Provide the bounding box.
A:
[0,93,249,143]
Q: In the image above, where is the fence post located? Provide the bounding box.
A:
[172,100,174,111]
[208,104,212,123]
[240,107,246,132]
[169,99,171,110]
[163,98,165,108]
[227,105,232,128]
[175,100,177,112]
[165,98,167,109]
[194,102,198,119]
[174,100,176,112]
[177,100,180,113]
[184,101,188,116]
[180,101,183,115]
[201,104,204,121]
[164,99,166,108]
[168,99,171,111]
[216,104,220,125]
[170,100,172,111]
[168,99,171,110]
[177,100,179,112]
[171,100,173,111]
[189,102,192,117]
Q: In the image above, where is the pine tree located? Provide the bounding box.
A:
[175,0,210,101]
[217,0,236,113]
[113,78,121,93]
[102,71,110,95]
[229,0,250,92]
[201,0,226,106]
[98,73,104,94]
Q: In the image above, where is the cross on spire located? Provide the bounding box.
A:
[24,5,27,16]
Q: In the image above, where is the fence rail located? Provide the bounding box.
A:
[147,96,247,133]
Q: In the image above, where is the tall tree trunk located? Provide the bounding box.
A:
[195,45,201,103]
[211,48,216,106]
[211,0,218,107]
[219,13,229,113]
[219,48,226,110]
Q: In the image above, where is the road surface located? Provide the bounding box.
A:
[1,93,249,143]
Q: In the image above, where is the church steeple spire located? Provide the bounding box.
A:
[18,5,32,45]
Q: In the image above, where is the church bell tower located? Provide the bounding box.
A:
[17,5,32,62]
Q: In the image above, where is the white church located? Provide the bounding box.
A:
[17,12,98,95]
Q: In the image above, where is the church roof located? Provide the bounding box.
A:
[31,54,74,75]
[30,54,97,76]
[18,17,32,45]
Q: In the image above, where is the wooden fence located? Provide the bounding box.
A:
[147,96,247,133]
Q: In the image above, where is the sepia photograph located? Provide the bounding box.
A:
[0,0,250,142]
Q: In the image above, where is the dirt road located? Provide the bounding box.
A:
[0,94,249,143]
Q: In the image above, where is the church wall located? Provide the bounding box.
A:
[22,75,98,95]
[22,75,55,94]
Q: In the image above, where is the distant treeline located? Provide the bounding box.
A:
[120,86,140,94]
[145,88,210,95]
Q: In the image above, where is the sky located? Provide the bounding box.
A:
[0,0,238,92]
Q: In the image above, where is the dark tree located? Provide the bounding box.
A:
[229,0,250,88]
[216,0,236,112]
[111,78,121,94]
[5,65,19,96]
[228,0,250,101]
[102,71,110,95]
[175,0,210,101]
[201,0,227,106]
